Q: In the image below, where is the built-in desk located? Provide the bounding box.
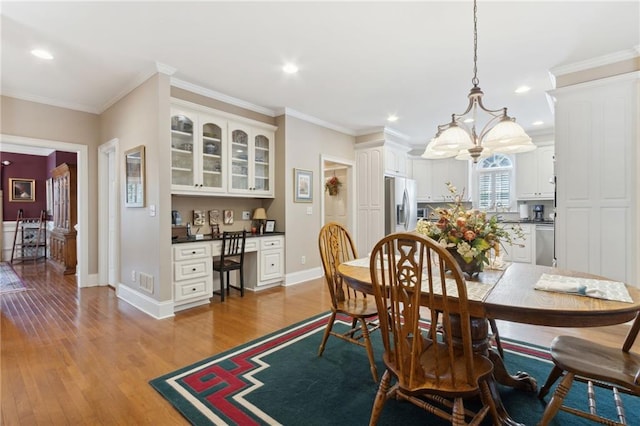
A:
[172,233,285,311]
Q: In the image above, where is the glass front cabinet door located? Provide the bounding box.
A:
[228,122,274,197]
[171,107,226,194]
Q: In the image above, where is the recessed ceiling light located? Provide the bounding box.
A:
[31,49,53,60]
[387,114,398,122]
[282,63,298,74]
[515,86,531,94]
[532,120,544,126]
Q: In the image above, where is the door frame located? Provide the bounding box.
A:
[98,138,119,287]
[320,154,356,238]
[1,133,89,287]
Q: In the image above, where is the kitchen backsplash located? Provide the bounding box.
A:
[171,195,268,234]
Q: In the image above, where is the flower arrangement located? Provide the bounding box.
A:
[325,176,342,196]
[415,182,524,274]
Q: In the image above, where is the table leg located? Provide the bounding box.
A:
[449,315,535,425]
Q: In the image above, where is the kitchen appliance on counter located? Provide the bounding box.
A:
[533,204,544,221]
[519,204,529,220]
[385,176,417,234]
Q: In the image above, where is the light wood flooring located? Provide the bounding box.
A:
[1,261,636,425]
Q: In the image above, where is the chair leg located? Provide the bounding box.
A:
[239,266,244,297]
[538,372,575,426]
[489,318,504,358]
[369,370,391,426]
[318,311,337,356]
[359,317,378,382]
[226,271,231,295]
[219,270,225,301]
[538,365,564,399]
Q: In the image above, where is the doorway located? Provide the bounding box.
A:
[1,134,89,287]
[320,155,356,238]
[98,139,119,286]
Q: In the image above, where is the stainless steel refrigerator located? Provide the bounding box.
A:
[385,176,417,234]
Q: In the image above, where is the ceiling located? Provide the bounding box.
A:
[2,1,639,149]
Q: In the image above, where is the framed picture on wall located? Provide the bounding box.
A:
[294,169,313,203]
[223,209,234,225]
[9,178,35,202]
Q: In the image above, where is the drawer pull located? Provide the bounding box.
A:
[192,268,197,271]
[192,288,196,292]
[192,251,196,254]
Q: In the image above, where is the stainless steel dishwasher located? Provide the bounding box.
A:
[535,223,555,266]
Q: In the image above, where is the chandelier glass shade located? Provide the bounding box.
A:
[424,0,535,163]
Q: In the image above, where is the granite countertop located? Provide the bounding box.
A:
[500,219,555,225]
[172,231,285,244]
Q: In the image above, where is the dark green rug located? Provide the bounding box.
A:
[150,312,638,425]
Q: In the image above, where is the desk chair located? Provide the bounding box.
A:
[368,232,500,425]
[318,222,380,382]
[213,230,246,302]
[537,312,640,425]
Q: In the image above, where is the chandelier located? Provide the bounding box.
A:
[423,0,535,163]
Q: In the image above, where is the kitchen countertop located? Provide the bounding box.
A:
[500,219,554,225]
[172,231,285,244]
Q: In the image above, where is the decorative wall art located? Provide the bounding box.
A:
[223,209,234,225]
[209,209,220,225]
[9,178,35,202]
[265,220,276,233]
[124,145,145,207]
[193,210,205,227]
[294,169,313,203]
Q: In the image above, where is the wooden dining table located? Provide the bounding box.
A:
[337,260,640,426]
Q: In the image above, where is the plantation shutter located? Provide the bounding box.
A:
[477,154,513,210]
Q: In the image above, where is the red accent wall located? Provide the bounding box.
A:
[1,151,76,221]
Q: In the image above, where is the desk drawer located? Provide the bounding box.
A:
[175,258,210,281]
[175,277,209,302]
[261,237,282,250]
[174,243,211,261]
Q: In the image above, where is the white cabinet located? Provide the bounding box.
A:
[171,107,226,195]
[384,145,408,176]
[411,158,469,202]
[501,223,533,264]
[516,145,554,200]
[228,122,275,197]
[258,236,284,285]
[355,147,385,256]
[173,242,213,310]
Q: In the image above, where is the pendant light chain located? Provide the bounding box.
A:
[472,0,479,88]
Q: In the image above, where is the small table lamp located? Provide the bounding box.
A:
[253,208,267,234]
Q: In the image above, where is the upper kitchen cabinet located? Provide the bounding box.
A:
[228,121,275,197]
[412,158,469,202]
[516,144,554,200]
[384,144,409,176]
[171,107,226,195]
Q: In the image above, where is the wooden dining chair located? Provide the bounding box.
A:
[317,222,380,382]
[537,311,640,426]
[368,232,499,425]
[212,230,246,301]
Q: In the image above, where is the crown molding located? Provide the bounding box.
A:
[100,65,161,113]
[155,61,176,76]
[0,141,55,156]
[171,78,276,117]
[1,90,100,114]
[550,46,640,77]
[280,108,355,136]
[548,70,640,96]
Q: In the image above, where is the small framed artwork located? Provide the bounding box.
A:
[223,209,234,225]
[294,168,313,203]
[209,209,220,225]
[193,210,205,226]
[211,224,220,236]
[9,178,35,202]
[264,219,276,233]
[124,145,145,207]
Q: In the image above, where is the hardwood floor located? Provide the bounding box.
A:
[1,262,636,425]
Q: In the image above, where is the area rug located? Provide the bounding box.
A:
[150,312,639,426]
[0,262,28,294]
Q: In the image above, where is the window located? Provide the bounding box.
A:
[476,154,513,210]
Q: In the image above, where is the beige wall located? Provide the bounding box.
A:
[100,73,173,301]
[284,115,355,274]
[0,95,101,274]
[172,196,266,234]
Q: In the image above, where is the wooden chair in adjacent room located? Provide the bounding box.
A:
[213,230,246,302]
[537,311,640,425]
[368,232,500,425]
[317,222,380,382]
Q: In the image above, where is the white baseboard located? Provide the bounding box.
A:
[285,266,323,286]
[117,283,175,319]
